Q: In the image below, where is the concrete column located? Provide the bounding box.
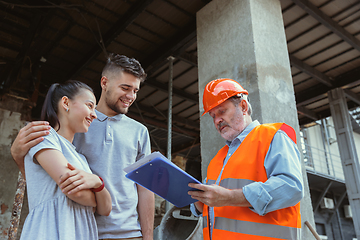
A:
[197,0,315,239]
[0,95,31,239]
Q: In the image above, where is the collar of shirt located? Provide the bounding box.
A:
[225,120,260,147]
[95,109,124,122]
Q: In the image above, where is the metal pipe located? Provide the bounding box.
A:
[322,118,336,176]
[304,221,321,240]
[165,56,175,213]
[320,119,331,175]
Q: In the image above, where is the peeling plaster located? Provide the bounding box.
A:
[0,204,8,214]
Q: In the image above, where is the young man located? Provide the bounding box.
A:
[188,78,304,240]
[11,54,154,240]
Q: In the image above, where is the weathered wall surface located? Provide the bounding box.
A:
[0,95,31,240]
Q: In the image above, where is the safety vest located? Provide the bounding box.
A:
[202,123,301,240]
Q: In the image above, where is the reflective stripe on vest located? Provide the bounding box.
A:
[219,178,254,189]
[207,178,254,189]
[203,216,208,229]
[214,217,298,239]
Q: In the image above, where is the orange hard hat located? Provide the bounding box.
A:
[202,78,248,116]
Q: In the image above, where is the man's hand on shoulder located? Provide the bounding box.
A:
[11,121,50,175]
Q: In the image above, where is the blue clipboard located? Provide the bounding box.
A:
[124,152,202,208]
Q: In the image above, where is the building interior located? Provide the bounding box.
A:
[0,0,360,239]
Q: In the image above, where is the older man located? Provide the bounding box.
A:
[188,78,303,240]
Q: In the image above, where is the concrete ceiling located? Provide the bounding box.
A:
[1,0,360,161]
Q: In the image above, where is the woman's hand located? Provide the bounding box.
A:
[59,163,102,194]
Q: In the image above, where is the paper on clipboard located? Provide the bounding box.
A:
[124,151,202,208]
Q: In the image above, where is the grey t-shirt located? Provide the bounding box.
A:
[73,110,151,239]
[21,128,98,240]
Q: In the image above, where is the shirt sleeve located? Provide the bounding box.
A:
[190,204,202,217]
[136,127,151,161]
[28,128,61,162]
[242,130,304,216]
[190,177,207,217]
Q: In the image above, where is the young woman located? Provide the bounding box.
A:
[20,80,112,240]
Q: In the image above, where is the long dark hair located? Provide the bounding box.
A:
[40,80,94,130]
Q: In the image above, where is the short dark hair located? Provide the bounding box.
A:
[102,53,147,82]
[41,80,94,130]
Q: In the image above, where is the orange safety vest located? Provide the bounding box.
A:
[202,123,301,240]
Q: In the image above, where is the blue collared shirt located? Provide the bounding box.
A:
[73,110,151,239]
[190,120,304,237]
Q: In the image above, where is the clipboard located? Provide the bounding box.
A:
[124,152,202,208]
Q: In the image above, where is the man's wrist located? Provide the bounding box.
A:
[195,201,204,213]
[142,233,153,240]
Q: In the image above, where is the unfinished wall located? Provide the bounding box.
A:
[0,95,31,240]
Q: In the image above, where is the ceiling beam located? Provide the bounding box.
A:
[296,67,360,106]
[142,19,197,75]
[0,6,51,93]
[344,89,360,106]
[297,106,318,120]
[133,102,199,129]
[145,77,198,104]
[291,0,360,52]
[290,55,333,87]
[172,137,200,156]
[138,23,199,104]
[299,101,359,126]
[297,67,360,125]
[127,111,199,138]
[0,39,21,53]
[177,52,198,67]
[14,15,43,65]
[68,0,155,79]
[32,22,74,66]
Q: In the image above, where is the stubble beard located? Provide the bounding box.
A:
[107,100,129,114]
[219,108,244,142]
[105,92,130,115]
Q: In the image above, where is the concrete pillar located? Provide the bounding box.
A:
[0,95,31,239]
[197,0,315,239]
